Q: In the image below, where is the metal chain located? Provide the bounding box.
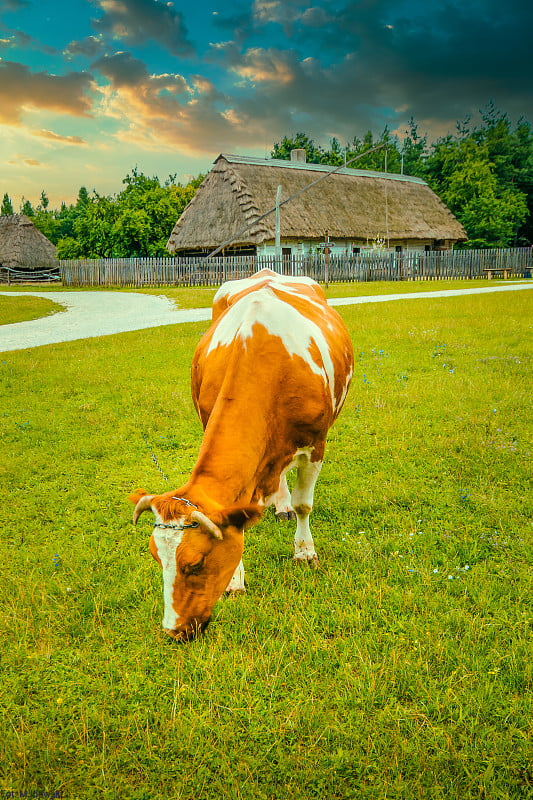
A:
[142,434,170,482]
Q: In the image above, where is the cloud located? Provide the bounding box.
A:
[89,50,265,154]
[64,36,105,60]
[233,47,297,85]
[0,27,58,55]
[8,154,42,166]
[206,0,533,147]
[252,0,331,34]
[92,50,151,87]
[90,0,194,57]
[0,61,94,124]
[34,129,87,145]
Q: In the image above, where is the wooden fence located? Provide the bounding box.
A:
[60,248,533,288]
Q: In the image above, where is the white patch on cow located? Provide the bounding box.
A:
[273,473,293,515]
[214,272,319,306]
[152,524,184,631]
[264,447,314,509]
[226,558,245,592]
[207,286,337,406]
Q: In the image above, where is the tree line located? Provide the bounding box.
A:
[1,170,204,259]
[1,103,531,255]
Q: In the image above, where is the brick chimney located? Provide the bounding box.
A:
[290,148,306,163]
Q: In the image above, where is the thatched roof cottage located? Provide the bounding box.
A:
[0,214,58,270]
[167,152,467,257]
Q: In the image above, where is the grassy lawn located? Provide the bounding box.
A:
[0,288,531,798]
[0,294,65,326]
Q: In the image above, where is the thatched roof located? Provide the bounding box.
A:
[0,214,58,269]
[167,154,467,252]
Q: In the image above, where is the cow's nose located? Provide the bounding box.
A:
[164,617,211,642]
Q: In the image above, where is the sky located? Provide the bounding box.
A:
[1,0,531,208]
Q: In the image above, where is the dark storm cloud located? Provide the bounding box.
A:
[208,0,532,144]
[0,60,93,124]
[281,0,533,129]
[90,0,194,57]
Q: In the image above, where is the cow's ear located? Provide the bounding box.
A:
[129,489,156,524]
[213,505,262,532]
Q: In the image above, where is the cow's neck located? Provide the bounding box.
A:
[180,394,272,511]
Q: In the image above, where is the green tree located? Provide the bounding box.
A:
[20,198,34,217]
[400,118,427,178]
[271,133,324,163]
[33,190,60,244]
[425,135,528,247]
[61,170,204,258]
[1,193,14,215]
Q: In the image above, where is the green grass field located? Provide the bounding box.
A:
[0,285,531,799]
[0,294,65,325]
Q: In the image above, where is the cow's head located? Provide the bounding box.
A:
[130,490,261,641]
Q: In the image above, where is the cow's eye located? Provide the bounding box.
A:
[180,557,205,577]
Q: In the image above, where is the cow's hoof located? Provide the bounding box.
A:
[275,510,297,521]
[294,554,319,570]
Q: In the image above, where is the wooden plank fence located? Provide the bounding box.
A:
[60,248,533,288]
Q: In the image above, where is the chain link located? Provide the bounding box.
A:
[142,434,170,482]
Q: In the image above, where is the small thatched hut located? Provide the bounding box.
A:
[167,152,467,257]
[0,214,58,270]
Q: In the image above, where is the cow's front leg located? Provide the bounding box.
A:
[225,558,246,593]
[274,474,297,521]
[291,454,322,569]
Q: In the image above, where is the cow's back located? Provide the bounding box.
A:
[191,271,353,435]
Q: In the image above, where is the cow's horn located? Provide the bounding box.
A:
[133,494,155,524]
[190,510,223,541]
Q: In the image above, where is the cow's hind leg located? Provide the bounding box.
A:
[274,474,297,521]
[291,452,322,569]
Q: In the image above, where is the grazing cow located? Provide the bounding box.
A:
[130,269,354,641]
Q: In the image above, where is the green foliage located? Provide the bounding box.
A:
[30,171,204,258]
[1,193,14,215]
[273,104,533,247]
[20,197,34,217]
[272,132,325,163]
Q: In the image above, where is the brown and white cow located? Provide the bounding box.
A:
[130,269,354,641]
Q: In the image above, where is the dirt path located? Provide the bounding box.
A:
[1,282,532,353]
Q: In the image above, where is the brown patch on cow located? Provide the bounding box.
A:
[294,503,312,516]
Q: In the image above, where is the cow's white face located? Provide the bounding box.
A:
[131,492,261,641]
[148,521,245,641]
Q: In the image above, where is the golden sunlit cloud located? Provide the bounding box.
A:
[34,129,87,144]
[232,47,296,85]
[8,154,42,167]
[0,61,93,124]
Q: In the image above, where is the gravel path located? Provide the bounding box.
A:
[1,282,532,353]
